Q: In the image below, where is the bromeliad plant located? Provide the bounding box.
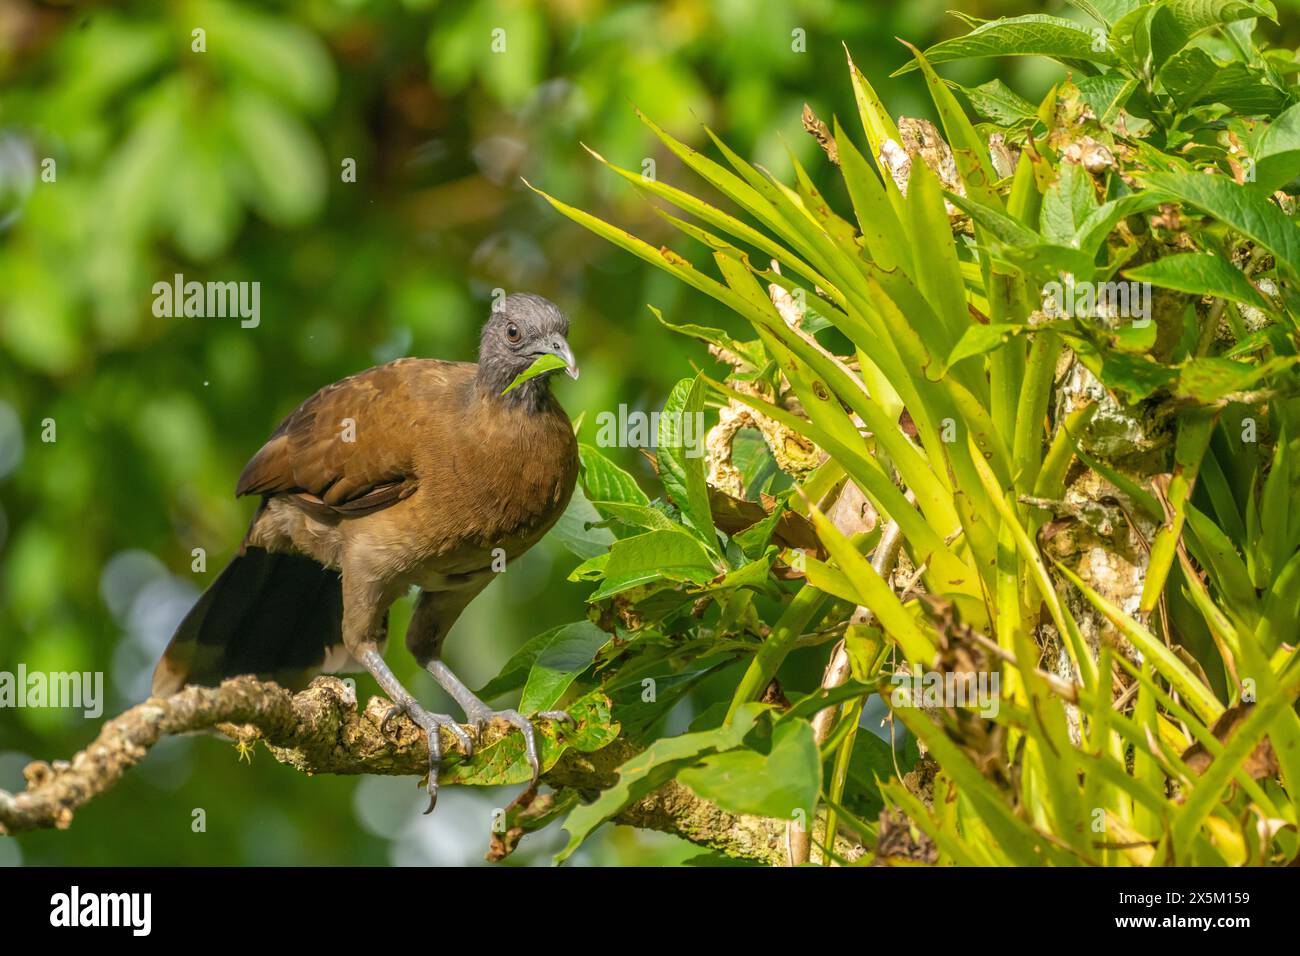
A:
[504,0,1300,865]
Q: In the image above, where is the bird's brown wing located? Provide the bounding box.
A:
[235,358,474,516]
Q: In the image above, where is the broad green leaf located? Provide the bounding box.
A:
[1073,191,1166,255]
[679,718,821,819]
[1077,73,1136,122]
[1252,101,1300,193]
[1141,171,1300,277]
[732,503,784,559]
[591,500,679,533]
[953,78,1039,125]
[587,529,717,601]
[1159,48,1288,113]
[943,321,1059,374]
[442,689,618,788]
[551,485,617,560]
[1040,162,1099,244]
[1124,253,1270,311]
[579,443,648,505]
[476,622,590,700]
[1176,355,1300,403]
[520,622,613,712]
[555,703,767,862]
[894,15,1117,75]
[1163,0,1277,35]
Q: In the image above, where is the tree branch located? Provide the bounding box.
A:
[0,676,865,865]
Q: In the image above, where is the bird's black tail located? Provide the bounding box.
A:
[152,547,347,696]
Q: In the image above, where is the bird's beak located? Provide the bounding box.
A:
[545,338,580,380]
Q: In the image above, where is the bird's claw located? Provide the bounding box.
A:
[465,707,574,784]
[378,699,474,814]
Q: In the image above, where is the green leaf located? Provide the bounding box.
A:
[587,529,717,601]
[1184,504,1259,628]
[1040,162,1099,244]
[1176,355,1300,403]
[903,43,1003,210]
[894,15,1116,75]
[1076,73,1135,122]
[1257,428,1294,586]
[579,443,648,505]
[583,144,829,296]
[1159,48,1288,113]
[520,622,612,712]
[1140,170,1300,278]
[888,702,1069,865]
[441,689,619,788]
[1073,192,1167,255]
[1172,665,1300,850]
[476,622,595,701]
[943,322,1044,373]
[1124,253,1270,311]
[591,500,679,533]
[679,718,821,819]
[555,703,768,862]
[657,375,717,549]
[732,503,784,559]
[953,78,1039,125]
[1055,563,1223,723]
[833,119,911,275]
[1259,551,1300,652]
[1162,0,1277,36]
[1251,101,1300,193]
[807,503,937,664]
[551,485,616,560]
[502,352,568,394]
[846,48,903,185]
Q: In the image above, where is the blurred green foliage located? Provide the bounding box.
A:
[2,0,1294,866]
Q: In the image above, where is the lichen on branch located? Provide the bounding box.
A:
[0,675,863,865]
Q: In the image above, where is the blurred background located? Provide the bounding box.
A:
[1,0,1296,866]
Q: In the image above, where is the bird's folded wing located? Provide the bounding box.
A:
[235,358,469,515]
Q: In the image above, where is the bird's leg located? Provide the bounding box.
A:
[424,658,572,784]
[355,645,473,814]
[407,588,571,783]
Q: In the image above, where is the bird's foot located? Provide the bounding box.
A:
[380,699,475,814]
[464,705,575,783]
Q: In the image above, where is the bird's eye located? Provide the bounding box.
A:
[506,323,521,343]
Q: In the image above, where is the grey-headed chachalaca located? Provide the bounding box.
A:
[153,294,580,810]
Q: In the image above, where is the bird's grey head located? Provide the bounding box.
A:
[477,293,578,404]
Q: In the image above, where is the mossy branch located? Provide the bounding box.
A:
[0,675,864,865]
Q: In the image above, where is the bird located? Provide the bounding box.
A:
[152,293,581,811]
